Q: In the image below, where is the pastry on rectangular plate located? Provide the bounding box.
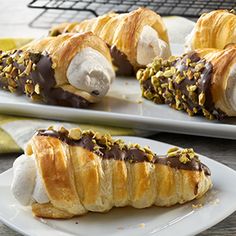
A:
[11,127,212,219]
[49,8,171,76]
[0,32,115,108]
[137,46,236,119]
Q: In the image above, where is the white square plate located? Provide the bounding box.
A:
[0,136,236,236]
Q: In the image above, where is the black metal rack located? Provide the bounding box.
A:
[27,0,236,28]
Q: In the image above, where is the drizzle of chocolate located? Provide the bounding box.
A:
[109,45,135,76]
[0,50,90,108]
[36,129,211,176]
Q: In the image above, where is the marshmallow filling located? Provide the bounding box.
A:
[137,25,170,66]
[11,154,49,206]
[67,47,115,97]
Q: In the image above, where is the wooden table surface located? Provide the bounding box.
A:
[0,0,236,235]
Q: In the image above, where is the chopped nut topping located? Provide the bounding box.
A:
[198,92,206,106]
[151,76,160,88]
[175,74,185,84]
[24,60,32,75]
[163,68,175,78]
[24,83,34,95]
[34,84,40,94]
[179,154,190,164]
[69,128,82,140]
[167,150,179,157]
[186,70,194,80]
[136,52,216,119]
[195,63,204,72]
[167,147,179,153]
[156,71,164,78]
[3,64,13,73]
[186,58,191,66]
[59,126,69,135]
[136,70,143,81]
[143,90,154,100]
[187,85,197,92]
[8,85,16,93]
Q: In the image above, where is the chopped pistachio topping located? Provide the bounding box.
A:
[136,52,215,119]
[167,147,179,153]
[167,147,197,164]
[179,154,190,164]
[0,50,47,101]
[199,92,206,106]
[68,128,82,140]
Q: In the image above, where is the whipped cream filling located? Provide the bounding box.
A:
[137,25,171,65]
[11,154,49,206]
[67,47,115,97]
[184,27,195,52]
[226,64,236,115]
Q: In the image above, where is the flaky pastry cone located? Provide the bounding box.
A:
[185,10,236,52]
[137,46,236,119]
[11,127,212,219]
[0,32,115,107]
[49,8,171,75]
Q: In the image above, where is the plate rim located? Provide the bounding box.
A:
[0,101,236,140]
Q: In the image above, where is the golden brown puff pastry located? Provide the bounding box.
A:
[137,46,236,119]
[11,127,212,219]
[185,10,236,52]
[49,8,171,75]
[0,32,115,107]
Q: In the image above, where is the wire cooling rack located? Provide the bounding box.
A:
[27,0,236,28]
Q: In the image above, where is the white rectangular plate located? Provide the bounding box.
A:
[0,43,235,139]
[0,136,236,236]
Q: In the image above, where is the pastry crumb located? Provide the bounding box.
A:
[192,203,203,209]
[139,223,145,228]
[137,99,143,104]
[210,198,220,205]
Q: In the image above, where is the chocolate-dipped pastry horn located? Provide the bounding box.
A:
[11,127,212,219]
[137,46,236,119]
[185,10,236,52]
[49,8,171,76]
[0,32,115,108]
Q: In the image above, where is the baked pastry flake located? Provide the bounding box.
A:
[185,10,236,52]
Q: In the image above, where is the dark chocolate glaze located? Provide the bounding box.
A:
[0,50,90,108]
[36,129,211,176]
[174,52,214,112]
[141,51,225,119]
[109,45,135,76]
[142,78,156,94]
